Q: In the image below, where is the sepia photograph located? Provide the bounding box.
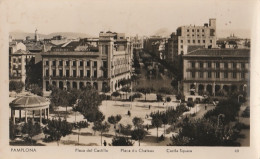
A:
[0,0,259,158]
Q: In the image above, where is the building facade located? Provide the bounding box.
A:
[42,32,132,93]
[182,48,249,97]
[166,19,217,62]
[9,49,35,85]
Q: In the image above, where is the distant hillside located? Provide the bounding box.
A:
[9,31,93,40]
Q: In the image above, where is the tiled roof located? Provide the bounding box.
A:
[41,51,100,56]
[184,48,250,57]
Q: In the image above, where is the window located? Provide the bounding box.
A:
[216,62,220,68]
[193,40,195,43]
[192,34,194,37]
[46,69,49,77]
[46,61,49,66]
[66,70,69,77]
[18,58,21,63]
[233,72,237,79]
[188,40,190,43]
[94,61,97,67]
[224,63,228,69]
[87,70,90,77]
[181,40,183,43]
[208,62,212,68]
[210,40,212,43]
[66,61,69,66]
[52,61,56,66]
[197,29,199,32]
[202,34,205,37]
[94,70,97,78]
[13,58,16,63]
[216,72,220,78]
[202,29,204,32]
[86,61,90,67]
[187,29,189,32]
[80,61,83,66]
[52,69,56,77]
[59,61,63,66]
[241,73,245,79]
[191,72,195,78]
[198,40,200,43]
[199,72,203,78]
[233,63,237,69]
[80,70,83,77]
[200,62,203,68]
[187,34,190,37]
[59,70,63,76]
[181,45,183,49]
[203,40,205,43]
[192,29,194,32]
[241,63,245,69]
[224,72,228,78]
[73,61,76,66]
[208,72,212,78]
[191,62,195,68]
[73,70,76,77]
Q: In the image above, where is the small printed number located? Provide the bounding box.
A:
[235,149,239,153]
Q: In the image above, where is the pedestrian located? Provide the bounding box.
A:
[128,110,131,116]
[103,140,107,146]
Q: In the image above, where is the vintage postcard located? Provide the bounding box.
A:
[0,0,259,159]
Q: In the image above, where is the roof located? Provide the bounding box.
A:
[184,48,250,58]
[41,51,101,56]
[10,94,49,109]
[12,49,34,55]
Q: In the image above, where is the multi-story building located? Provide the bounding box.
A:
[166,19,217,62]
[9,49,35,85]
[42,31,132,93]
[131,35,143,50]
[182,48,249,96]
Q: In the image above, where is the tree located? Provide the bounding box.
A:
[74,121,89,145]
[9,120,19,140]
[118,124,132,136]
[161,112,169,136]
[187,101,194,110]
[112,136,134,146]
[9,81,24,93]
[92,121,110,146]
[131,128,146,146]
[176,92,185,102]
[30,84,43,96]
[21,120,42,144]
[108,115,122,135]
[166,96,171,109]
[132,117,144,129]
[151,117,163,142]
[136,87,154,101]
[111,91,121,101]
[121,86,131,100]
[168,118,240,146]
[43,118,73,146]
[156,94,163,102]
[76,86,103,122]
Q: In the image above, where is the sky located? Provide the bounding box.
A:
[4,0,258,38]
